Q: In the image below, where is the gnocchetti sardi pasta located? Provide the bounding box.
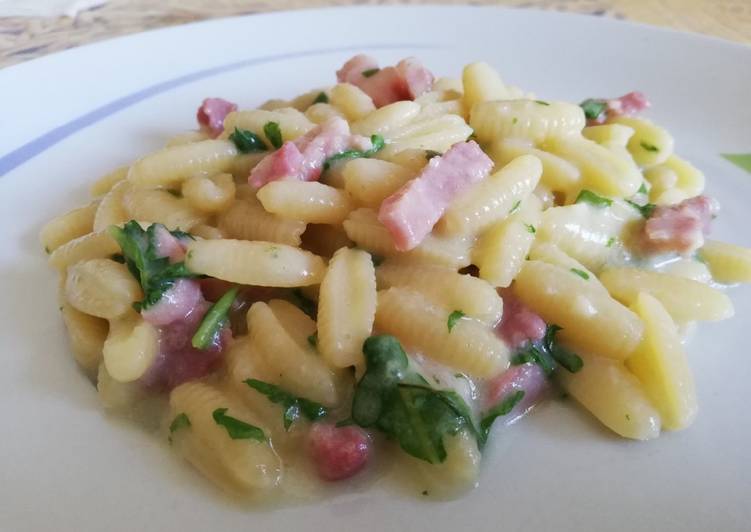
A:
[41,55,751,501]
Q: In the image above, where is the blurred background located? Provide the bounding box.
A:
[1,0,749,68]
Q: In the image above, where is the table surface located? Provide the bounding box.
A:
[1,0,749,69]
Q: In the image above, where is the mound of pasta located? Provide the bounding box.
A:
[41,55,751,499]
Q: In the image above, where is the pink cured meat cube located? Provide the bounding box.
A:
[378,141,493,251]
[483,363,548,424]
[308,423,371,481]
[196,98,237,137]
[248,117,370,188]
[495,288,547,349]
[640,195,719,255]
[141,279,204,327]
[336,54,434,107]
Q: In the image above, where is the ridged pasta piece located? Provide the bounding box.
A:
[300,223,353,258]
[471,99,585,146]
[230,153,267,181]
[256,181,353,224]
[537,201,641,272]
[259,98,292,111]
[472,193,542,287]
[128,139,238,188]
[544,135,642,197]
[627,292,697,431]
[489,138,581,202]
[182,173,236,213]
[416,99,465,121]
[644,154,705,203]
[599,268,734,323]
[350,101,421,137]
[304,102,345,125]
[659,258,712,284]
[376,261,502,324]
[557,352,661,440]
[93,179,131,231]
[461,61,520,109]
[97,363,147,410]
[60,302,108,372]
[165,130,210,147]
[189,224,225,240]
[185,239,325,287]
[343,208,473,268]
[699,240,751,283]
[267,299,317,351]
[375,287,509,378]
[122,187,206,231]
[318,248,376,369]
[611,116,674,167]
[528,242,608,294]
[329,83,376,121]
[375,147,430,173]
[582,124,635,146]
[217,196,306,246]
[438,154,542,236]
[413,429,481,498]
[381,114,473,155]
[90,165,129,197]
[65,259,143,319]
[514,260,644,360]
[247,301,341,406]
[48,229,121,272]
[433,77,463,93]
[103,314,158,382]
[169,381,282,494]
[290,88,328,111]
[342,158,413,208]
[220,107,314,143]
[40,201,98,253]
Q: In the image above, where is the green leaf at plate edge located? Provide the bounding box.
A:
[722,153,751,174]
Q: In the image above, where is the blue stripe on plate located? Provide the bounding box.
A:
[0,43,437,178]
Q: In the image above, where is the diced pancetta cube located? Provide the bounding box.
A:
[336,54,434,107]
[495,288,547,349]
[640,195,719,255]
[196,97,237,137]
[308,423,371,481]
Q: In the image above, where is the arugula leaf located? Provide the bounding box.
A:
[362,68,380,78]
[524,224,536,234]
[323,134,385,170]
[263,121,283,149]
[244,379,327,430]
[313,91,329,104]
[580,98,607,120]
[447,310,465,332]
[229,127,268,153]
[307,332,318,348]
[637,183,648,194]
[509,199,521,214]
[534,100,550,106]
[639,141,659,152]
[351,335,479,463]
[168,413,191,442]
[425,150,442,161]
[108,221,197,310]
[575,189,613,207]
[625,199,657,218]
[570,268,590,280]
[511,324,583,375]
[290,288,317,319]
[721,153,751,174]
[191,287,237,350]
[511,345,556,376]
[479,390,525,443]
[212,408,265,441]
[543,325,583,373]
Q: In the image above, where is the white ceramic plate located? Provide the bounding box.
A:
[1,6,750,531]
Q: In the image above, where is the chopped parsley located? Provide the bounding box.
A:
[509,199,522,214]
[323,134,385,170]
[263,121,283,149]
[534,100,550,106]
[570,268,590,280]
[191,287,237,350]
[625,199,657,218]
[168,413,191,442]
[637,182,648,194]
[425,150,442,161]
[229,127,268,153]
[307,332,318,348]
[479,390,525,442]
[362,68,380,78]
[212,408,265,441]
[524,223,537,234]
[244,379,328,430]
[639,141,659,152]
[606,237,616,248]
[351,335,480,463]
[579,98,607,120]
[512,117,518,125]
[447,310,466,332]
[108,221,198,311]
[313,91,329,104]
[575,189,613,207]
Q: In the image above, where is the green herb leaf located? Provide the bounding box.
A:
[108,221,198,310]
[625,199,657,218]
[524,223,536,234]
[575,189,613,207]
[580,98,607,120]
[543,325,584,373]
[637,183,648,194]
[212,408,265,441]
[511,345,556,376]
[606,237,616,248]
[351,335,479,463]
[307,332,318,348]
[244,379,327,430]
[512,117,518,125]
[479,390,525,442]
[313,91,329,104]
[509,199,521,214]
[323,134,385,170]
[229,127,268,153]
[263,121,283,149]
[425,150,442,161]
[191,287,238,350]
[721,153,751,174]
[447,310,466,332]
[291,288,317,319]
[534,100,550,106]
[570,268,590,280]
[362,68,380,78]
[169,413,191,436]
[639,141,659,152]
